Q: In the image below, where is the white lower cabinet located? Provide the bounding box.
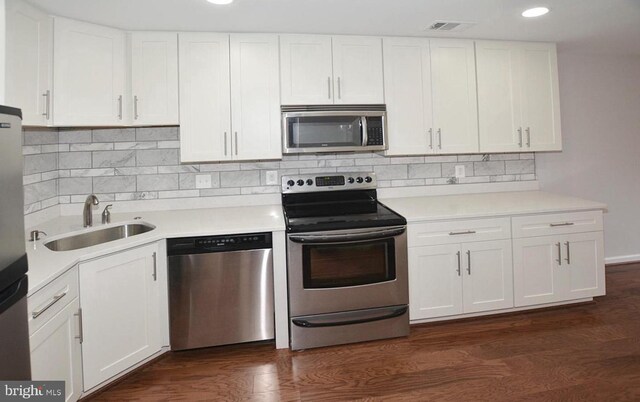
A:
[79,243,162,391]
[409,239,513,320]
[513,231,605,307]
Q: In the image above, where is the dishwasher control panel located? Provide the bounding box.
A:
[167,232,272,255]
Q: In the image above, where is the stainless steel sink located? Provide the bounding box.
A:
[44,222,156,252]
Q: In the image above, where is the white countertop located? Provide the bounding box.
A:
[380,191,607,222]
[26,204,285,296]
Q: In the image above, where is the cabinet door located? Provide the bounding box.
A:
[79,243,161,391]
[430,39,479,154]
[178,33,231,162]
[30,298,82,402]
[53,17,126,126]
[382,37,433,155]
[230,34,282,160]
[562,232,605,300]
[462,240,513,313]
[332,36,384,104]
[513,236,561,307]
[476,41,524,153]
[408,244,463,320]
[280,34,333,105]
[131,32,179,126]
[520,43,562,151]
[5,0,52,126]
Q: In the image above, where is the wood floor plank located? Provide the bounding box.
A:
[84,264,640,401]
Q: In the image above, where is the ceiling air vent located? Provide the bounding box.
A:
[426,21,476,32]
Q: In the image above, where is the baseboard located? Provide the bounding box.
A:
[605,255,640,265]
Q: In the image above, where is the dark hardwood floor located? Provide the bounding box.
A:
[87,263,640,401]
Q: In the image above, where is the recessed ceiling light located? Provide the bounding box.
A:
[207,0,234,5]
[522,7,550,18]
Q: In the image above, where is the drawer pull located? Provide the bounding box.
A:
[449,230,477,236]
[550,222,575,227]
[32,291,68,319]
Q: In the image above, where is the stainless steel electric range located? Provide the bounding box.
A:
[282,172,409,350]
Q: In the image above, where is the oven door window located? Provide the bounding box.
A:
[288,116,363,148]
[302,239,396,289]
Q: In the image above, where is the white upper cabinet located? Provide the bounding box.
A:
[5,0,53,126]
[476,41,562,152]
[384,38,478,155]
[429,39,479,154]
[179,33,281,163]
[331,36,384,104]
[280,34,384,105]
[230,34,282,160]
[53,17,126,126]
[382,38,432,155]
[178,33,231,162]
[130,32,179,126]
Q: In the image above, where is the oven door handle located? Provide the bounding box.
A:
[292,306,408,328]
[288,226,406,243]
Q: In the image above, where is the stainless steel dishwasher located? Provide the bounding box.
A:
[167,233,274,351]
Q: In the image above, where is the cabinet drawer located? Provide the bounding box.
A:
[512,211,603,239]
[408,218,511,247]
[28,266,79,335]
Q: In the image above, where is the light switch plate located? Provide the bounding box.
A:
[455,165,466,178]
[195,174,212,189]
[266,171,279,185]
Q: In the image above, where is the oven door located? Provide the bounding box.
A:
[287,226,408,316]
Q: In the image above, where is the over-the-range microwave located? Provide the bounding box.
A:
[281,104,387,154]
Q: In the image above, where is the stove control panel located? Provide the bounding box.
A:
[282,172,377,193]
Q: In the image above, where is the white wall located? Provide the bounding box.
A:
[537,49,640,263]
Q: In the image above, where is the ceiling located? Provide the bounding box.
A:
[27,0,640,55]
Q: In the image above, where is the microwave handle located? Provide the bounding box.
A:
[361,116,368,146]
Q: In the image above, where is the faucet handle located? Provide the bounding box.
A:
[102,204,113,225]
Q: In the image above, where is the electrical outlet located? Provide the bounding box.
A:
[195,174,212,189]
[266,171,279,185]
[455,165,466,178]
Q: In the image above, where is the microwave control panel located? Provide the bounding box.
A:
[366,117,384,146]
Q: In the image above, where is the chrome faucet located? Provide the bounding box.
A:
[83,195,99,227]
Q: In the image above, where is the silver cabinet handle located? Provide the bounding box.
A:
[449,230,476,236]
[42,90,51,120]
[565,241,571,264]
[526,127,531,147]
[456,251,461,276]
[134,95,139,120]
[117,95,123,120]
[224,132,228,156]
[437,128,442,149]
[550,222,575,227]
[428,128,433,149]
[32,291,67,318]
[327,77,331,99]
[556,242,562,266]
[337,77,341,99]
[235,132,238,156]
[518,127,523,147]
[466,250,471,275]
[74,308,83,344]
[152,252,157,281]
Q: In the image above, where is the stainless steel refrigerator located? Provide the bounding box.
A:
[0,105,31,380]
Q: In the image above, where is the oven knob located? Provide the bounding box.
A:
[306,179,314,186]
[348,177,355,184]
[287,180,295,187]
[296,179,304,186]
[365,176,373,183]
[356,177,364,183]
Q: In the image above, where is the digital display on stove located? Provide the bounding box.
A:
[315,176,345,187]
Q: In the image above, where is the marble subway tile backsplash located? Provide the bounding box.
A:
[22,126,536,215]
